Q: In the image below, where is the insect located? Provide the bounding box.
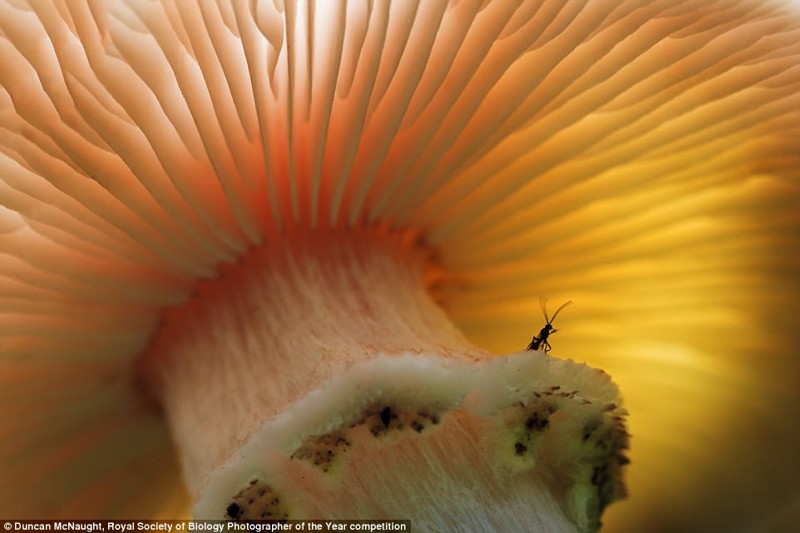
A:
[527,297,573,353]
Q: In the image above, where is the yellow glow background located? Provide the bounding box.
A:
[444,176,800,531]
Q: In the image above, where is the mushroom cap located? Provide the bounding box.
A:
[1,0,799,529]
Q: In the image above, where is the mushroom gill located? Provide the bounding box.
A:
[1,1,798,532]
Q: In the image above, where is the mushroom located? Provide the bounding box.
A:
[1,1,798,532]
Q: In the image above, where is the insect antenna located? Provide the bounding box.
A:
[549,300,573,323]
[539,296,551,323]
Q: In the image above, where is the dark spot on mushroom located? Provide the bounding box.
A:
[358,403,443,437]
[225,480,288,521]
[380,406,392,427]
[226,502,240,520]
[591,466,602,486]
[506,400,559,460]
[291,431,351,472]
[525,413,549,431]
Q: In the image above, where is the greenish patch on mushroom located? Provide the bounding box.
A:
[572,407,630,518]
[225,479,288,521]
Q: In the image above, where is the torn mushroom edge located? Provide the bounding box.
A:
[192,350,625,519]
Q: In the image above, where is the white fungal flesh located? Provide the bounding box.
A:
[0,1,798,530]
[194,352,627,533]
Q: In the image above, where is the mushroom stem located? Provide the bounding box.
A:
[141,228,627,531]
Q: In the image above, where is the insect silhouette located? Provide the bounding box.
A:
[527,298,573,353]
